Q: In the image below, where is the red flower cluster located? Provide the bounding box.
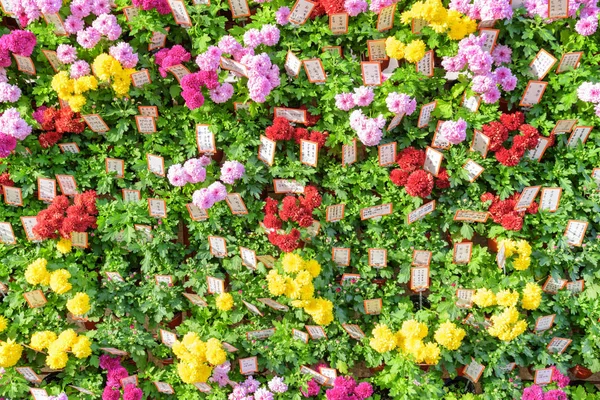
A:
[482,112,540,167]
[299,105,321,127]
[263,185,322,252]
[389,147,450,198]
[0,172,14,187]
[38,107,85,149]
[265,118,328,148]
[33,190,98,239]
[481,192,538,231]
[309,0,326,18]
[319,0,346,14]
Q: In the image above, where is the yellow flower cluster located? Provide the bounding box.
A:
[472,288,496,308]
[50,269,72,294]
[0,316,7,332]
[473,288,519,308]
[385,37,427,63]
[25,258,73,295]
[215,293,233,311]
[0,339,23,368]
[66,292,91,316]
[369,320,441,365]
[502,239,532,271]
[25,258,51,286]
[267,253,333,326]
[434,321,466,350]
[172,333,225,384]
[30,329,91,370]
[51,71,98,112]
[56,238,72,254]
[521,282,542,310]
[400,0,477,40]
[92,54,135,97]
[488,307,527,341]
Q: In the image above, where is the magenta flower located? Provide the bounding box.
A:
[218,35,243,55]
[76,27,101,49]
[335,93,355,111]
[220,161,245,185]
[353,86,375,107]
[244,29,262,48]
[0,83,21,103]
[109,42,139,68]
[260,25,280,46]
[183,158,207,183]
[275,7,291,25]
[344,0,368,15]
[439,118,467,144]
[64,16,85,34]
[385,92,417,115]
[70,60,91,79]
[57,44,78,64]
[209,82,234,104]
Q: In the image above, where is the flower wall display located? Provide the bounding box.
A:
[0,0,599,398]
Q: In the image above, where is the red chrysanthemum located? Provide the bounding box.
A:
[435,168,450,189]
[319,0,345,15]
[309,131,328,149]
[390,169,409,186]
[518,124,540,148]
[263,214,282,229]
[293,127,310,144]
[405,170,434,198]
[0,172,14,187]
[39,131,64,149]
[500,213,523,231]
[266,117,294,141]
[295,209,314,227]
[496,148,521,167]
[279,196,300,221]
[500,112,524,131]
[396,147,425,172]
[264,198,279,215]
[301,185,322,210]
[482,121,509,152]
[480,192,496,203]
[526,202,539,214]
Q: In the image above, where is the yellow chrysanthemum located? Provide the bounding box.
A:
[56,329,78,350]
[521,282,542,310]
[303,259,321,278]
[370,324,397,353]
[401,320,428,340]
[50,269,72,294]
[514,256,531,270]
[215,293,234,311]
[423,342,441,365]
[282,253,305,274]
[66,293,90,316]
[266,270,287,296]
[177,361,212,384]
[56,238,72,254]
[496,290,519,307]
[300,298,334,326]
[66,95,86,112]
[71,336,92,359]
[434,321,466,350]
[46,350,68,369]
[205,338,226,366]
[30,331,58,351]
[404,40,427,63]
[472,288,496,308]
[0,339,23,367]
[488,307,525,341]
[25,258,50,286]
[385,37,406,60]
[0,316,7,332]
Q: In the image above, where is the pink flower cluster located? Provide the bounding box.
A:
[57,44,78,64]
[180,71,219,109]
[0,30,37,68]
[326,376,373,400]
[227,376,285,400]
[370,0,395,13]
[525,0,598,36]
[0,83,21,103]
[167,156,211,187]
[449,0,513,20]
[192,182,228,209]
[385,92,417,115]
[220,161,246,185]
[335,86,375,111]
[12,0,62,26]
[350,109,386,146]
[521,367,569,400]
[0,108,32,157]
[439,119,468,144]
[155,45,191,78]
[109,42,139,69]
[577,82,600,117]
[132,0,171,14]
[70,60,92,79]
[442,34,516,104]
[210,361,233,387]
[75,13,121,49]
[68,0,111,22]
[345,0,369,16]
[99,355,143,400]
[243,25,281,48]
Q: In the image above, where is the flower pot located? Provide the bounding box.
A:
[456,365,466,376]
[487,238,499,253]
[418,364,431,372]
[211,149,224,164]
[570,365,593,379]
[372,278,387,288]
[84,320,99,330]
[167,312,184,329]
[369,364,385,374]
